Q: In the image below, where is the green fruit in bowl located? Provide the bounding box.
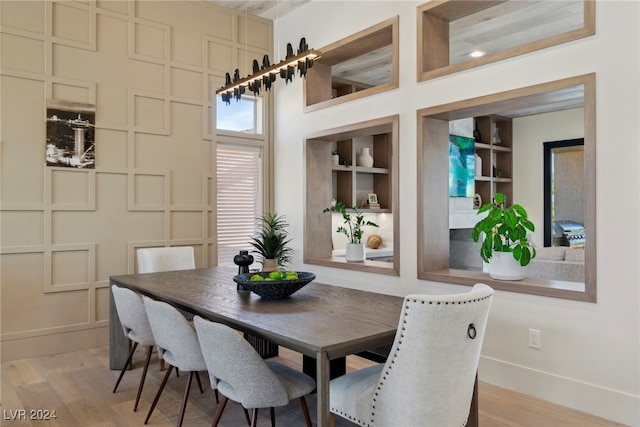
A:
[250,274,264,281]
[268,271,284,280]
[285,272,298,280]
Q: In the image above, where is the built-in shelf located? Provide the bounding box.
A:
[304,17,399,112]
[305,115,399,276]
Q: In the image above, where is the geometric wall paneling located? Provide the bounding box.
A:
[0,1,46,34]
[49,168,96,210]
[95,286,112,322]
[205,36,235,74]
[129,171,169,210]
[171,65,204,102]
[237,14,271,51]
[96,0,129,16]
[50,1,96,51]
[0,33,46,75]
[236,46,270,76]
[0,211,45,249]
[129,18,170,63]
[45,243,95,293]
[51,79,96,107]
[131,91,170,135]
[133,132,171,170]
[94,128,129,170]
[170,211,205,240]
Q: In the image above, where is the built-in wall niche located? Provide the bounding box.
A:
[417,74,596,302]
[305,115,399,275]
[417,0,595,81]
[304,16,398,112]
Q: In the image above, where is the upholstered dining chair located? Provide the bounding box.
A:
[111,285,155,412]
[329,283,494,427]
[136,246,195,274]
[193,316,316,427]
[142,296,216,427]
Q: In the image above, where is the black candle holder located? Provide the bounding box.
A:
[233,250,254,291]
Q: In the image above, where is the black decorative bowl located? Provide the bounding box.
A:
[233,271,316,299]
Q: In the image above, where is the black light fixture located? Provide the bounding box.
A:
[217,37,321,105]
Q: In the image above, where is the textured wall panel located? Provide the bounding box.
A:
[170,211,204,240]
[51,248,90,287]
[134,133,169,170]
[133,173,166,207]
[0,33,45,74]
[96,0,128,15]
[51,81,93,104]
[0,77,46,206]
[51,169,94,209]
[95,287,111,322]
[170,67,202,101]
[207,40,234,74]
[133,21,167,61]
[95,129,128,169]
[133,94,166,131]
[52,2,94,48]
[0,211,45,248]
[238,15,271,51]
[0,1,45,33]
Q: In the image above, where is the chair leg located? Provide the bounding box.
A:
[195,371,204,393]
[242,406,251,425]
[299,396,312,427]
[211,395,229,427]
[113,340,138,393]
[269,407,275,427]
[176,371,195,427]
[251,408,259,427]
[145,365,173,424]
[214,388,220,404]
[134,345,154,411]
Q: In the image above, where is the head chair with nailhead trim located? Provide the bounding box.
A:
[329,283,493,427]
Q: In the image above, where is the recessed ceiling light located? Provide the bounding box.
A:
[469,50,486,58]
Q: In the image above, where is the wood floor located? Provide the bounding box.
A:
[0,346,625,427]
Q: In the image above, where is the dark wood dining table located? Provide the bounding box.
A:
[109,266,478,427]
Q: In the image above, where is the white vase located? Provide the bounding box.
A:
[357,147,374,168]
[345,243,366,262]
[332,154,340,165]
[489,251,524,280]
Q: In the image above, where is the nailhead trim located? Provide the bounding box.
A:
[368,292,492,426]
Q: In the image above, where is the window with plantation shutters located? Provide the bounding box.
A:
[216,145,263,266]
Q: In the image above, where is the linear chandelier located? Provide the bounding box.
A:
[217,38,321,105]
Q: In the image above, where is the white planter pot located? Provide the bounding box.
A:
[345,243,366,262]
[489,251,524,281]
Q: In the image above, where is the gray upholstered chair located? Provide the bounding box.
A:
[136,246,195,273]
[111,285,156,412]
[142,296,215,427]
[193,316,316,427]
[329,283,494,427]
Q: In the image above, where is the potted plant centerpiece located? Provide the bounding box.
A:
[249,212,294,272]
[471,192,536,280]
[323,201,379,262]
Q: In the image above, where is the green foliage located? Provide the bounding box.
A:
[471,193,536,266]
[323,202,379,244]
[249,212,294,267]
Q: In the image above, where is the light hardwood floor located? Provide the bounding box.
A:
[0,346,626,426]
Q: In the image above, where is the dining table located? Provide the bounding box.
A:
[109,266,478,427]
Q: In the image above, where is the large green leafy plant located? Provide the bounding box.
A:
[249,213,294,267]
[471,193,536,266]
[323,202,379,244]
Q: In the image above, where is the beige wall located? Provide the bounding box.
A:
[0,1,271,361]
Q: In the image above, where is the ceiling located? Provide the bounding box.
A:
[208,0,311,20]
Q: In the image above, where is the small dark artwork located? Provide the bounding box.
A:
[46,100,96,168]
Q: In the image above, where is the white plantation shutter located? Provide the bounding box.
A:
[217,146,262,266]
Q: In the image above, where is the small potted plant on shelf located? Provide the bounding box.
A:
[323,201,379,262]
[471,192,536,280]
[249,212,294,272]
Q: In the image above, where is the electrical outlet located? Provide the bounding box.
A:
[529,329,541,349]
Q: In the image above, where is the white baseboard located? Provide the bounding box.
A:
[479,356,640,427]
